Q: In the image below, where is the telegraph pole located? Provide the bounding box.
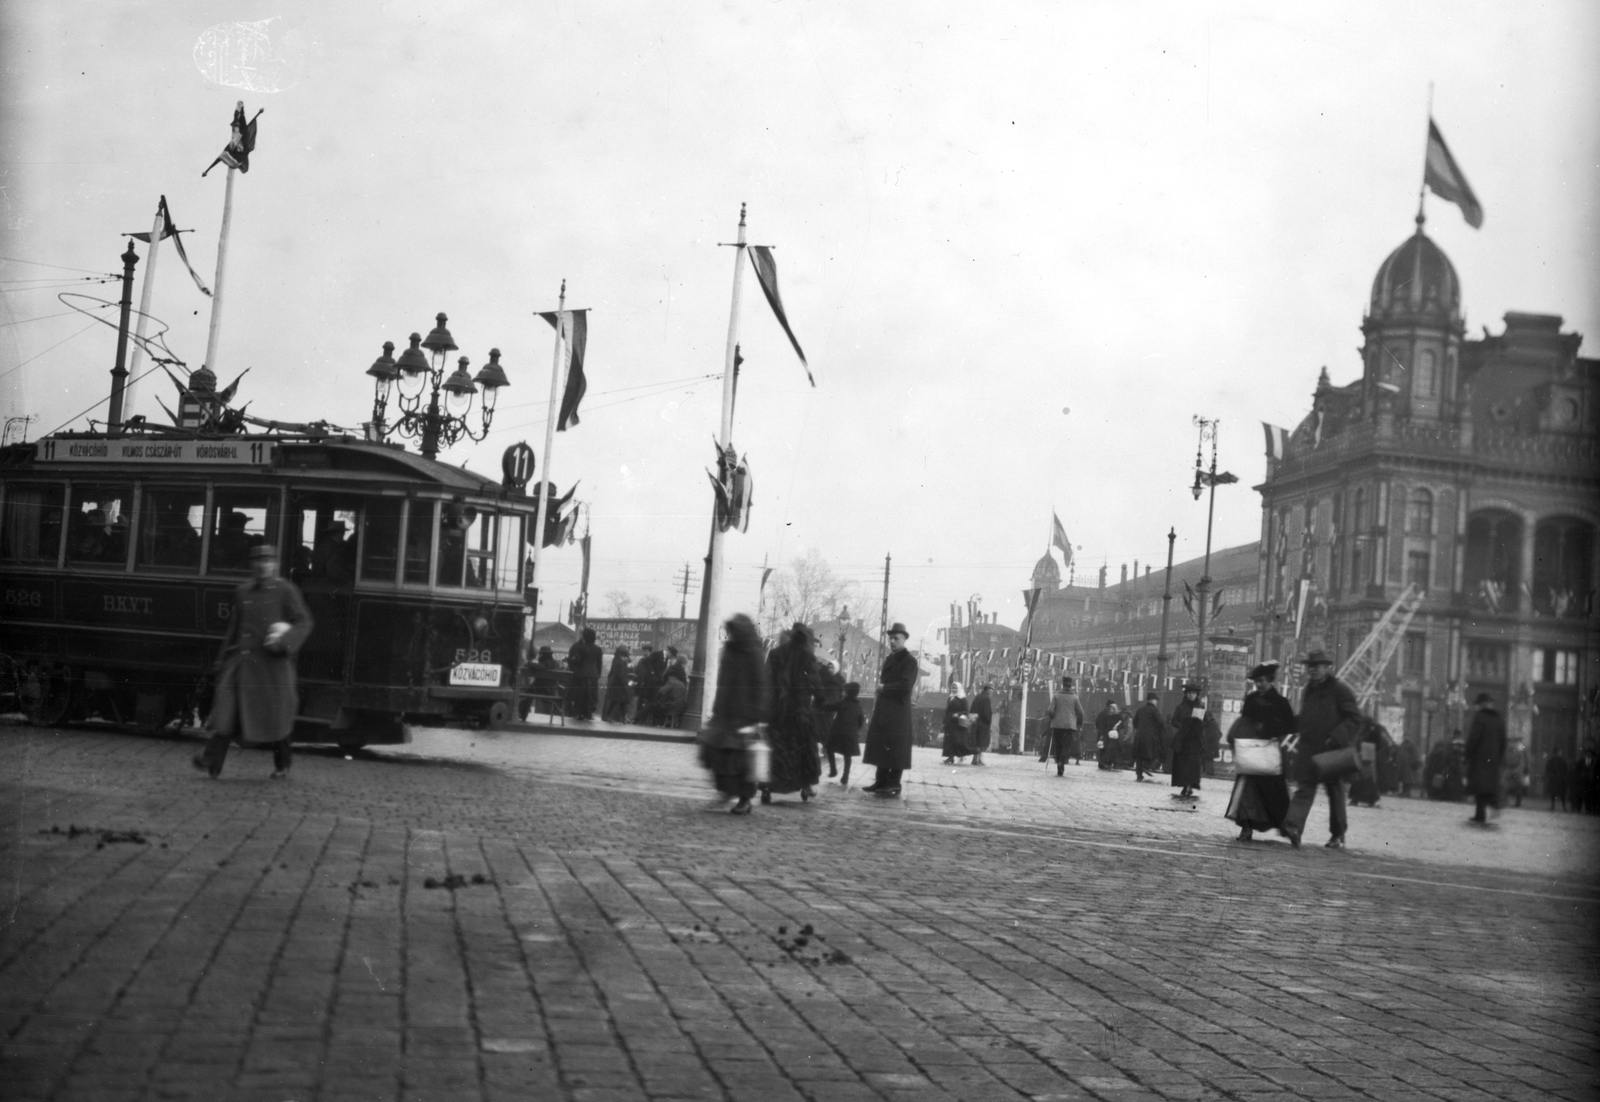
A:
[877,552,891,669]
[673,563,697,619]
[106,240,139,436]
[1155,528,1176,690]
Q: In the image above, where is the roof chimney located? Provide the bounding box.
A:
[1120,563,1128,586]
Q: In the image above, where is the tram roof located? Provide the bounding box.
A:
[2,432,521,499]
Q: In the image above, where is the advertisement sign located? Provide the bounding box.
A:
[1208,638,1251,704]
[584,618,698,658]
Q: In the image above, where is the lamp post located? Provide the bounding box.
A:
[1189,417,1238,688]
[366,313,508,460]
[836,605,851,679]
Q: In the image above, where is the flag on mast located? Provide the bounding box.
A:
[1423,119,1483,228]
[131,196,212,296]
[1262,422,1289,461]
[746,245,812,386]
[537,309,590,430]
[203,102,262,177]
[1051,512,1073,568]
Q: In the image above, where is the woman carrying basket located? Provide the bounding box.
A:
[1225,662,1297,843]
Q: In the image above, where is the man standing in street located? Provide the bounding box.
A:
[1282,649,1362,849]
[862,623,918,797]
[192,544,314,779]
[1094,700,1123,770]
[1132,692,1166,782]
[1043,676,1085,776]
[1465,693,1507,825]
[970,683,993,766]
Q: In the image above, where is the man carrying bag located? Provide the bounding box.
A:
[1282,649,1363,849]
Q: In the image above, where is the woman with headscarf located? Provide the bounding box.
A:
[760,622,824,803]
[1225,662,1295,841]
[698,613,769,815]
[601,645,632,723]
[942,681,974,764]
[1169,682,1206,799]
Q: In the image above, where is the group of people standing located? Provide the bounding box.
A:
[698,618,918,813]
[527,634,689,725]
[939,682,994,765]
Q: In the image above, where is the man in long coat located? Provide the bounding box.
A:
[1283,649,1362,849]
[1043,676,1085,776]
[862,623,918,796]
[1464,693,1507,825]
[192,544,314,778]
[1131,692,1166,781]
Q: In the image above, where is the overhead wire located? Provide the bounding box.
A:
[0,255,116,275]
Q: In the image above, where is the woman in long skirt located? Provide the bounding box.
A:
[760,622,823,803]
[1225,662,1295,841]
[697,614,769,815]
[1169,682,1206,798]
[941,681,974,764]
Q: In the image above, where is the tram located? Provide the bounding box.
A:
[0,429,543,744]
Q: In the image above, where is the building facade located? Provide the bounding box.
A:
[1255,218,1599,758]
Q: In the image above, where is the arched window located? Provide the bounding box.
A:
[1533,517,1594,618]
[1464,510,1523,612]
[1416,350,1438,398]
[1407,489,1434,536]
[1352,487,1365,532]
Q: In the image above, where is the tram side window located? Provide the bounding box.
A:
[137,486,206,572]
[436,502,471,587]
[0,482,65,563]
[465,511,497,590]
[403,500,434,585]
[496,514,524,591]
[288,496,358,585]
[209,488,275,574]
[361,497,403,583]
[65,484,133,567]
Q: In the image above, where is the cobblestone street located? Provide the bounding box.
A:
[3,722,1597,1102]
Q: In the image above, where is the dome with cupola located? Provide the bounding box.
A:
[1031,551,1061,592]
[1369,221,1461,321]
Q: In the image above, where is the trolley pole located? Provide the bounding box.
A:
[1156,528,1176,690]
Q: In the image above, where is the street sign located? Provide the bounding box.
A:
[502,442,536,493]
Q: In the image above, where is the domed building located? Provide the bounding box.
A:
[1255,219,1598,764]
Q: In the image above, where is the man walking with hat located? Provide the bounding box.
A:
[192,544,314,779]
[862,623,918,797]
[1282,649,1363,848]
[1464,692,1507,825]
[1042,676,1086,776]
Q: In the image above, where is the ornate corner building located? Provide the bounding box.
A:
[1255,218,1598,758]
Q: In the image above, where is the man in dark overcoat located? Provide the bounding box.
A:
[970,683,993,766]
[1282,649,1362,849]
[633,645,666,723]
[1131,692,1166,781]
[1464,693,1507,825]
[862,623,918,797]
[192,544,314,779]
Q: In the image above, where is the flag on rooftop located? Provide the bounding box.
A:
[1262,422,1289,461]
[1424,119,1483,229]
[1051,512,1073,568]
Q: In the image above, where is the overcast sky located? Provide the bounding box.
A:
[3,1,1597,654]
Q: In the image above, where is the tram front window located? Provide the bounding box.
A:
[289,496,358,585]
[1,482,65,563]
[137,486,206,572]
[436,503,470,587]
[495,514,524,590]
[65,484,132,567]
[209,488,274,574]
[361,497,402,583]
[403,500,434,585]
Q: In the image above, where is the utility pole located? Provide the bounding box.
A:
[1156,528,1176,690]
[107,240,139,436]
[673,563,697,619]
[877,552,891,670]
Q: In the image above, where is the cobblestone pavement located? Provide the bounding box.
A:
[3,723,1597,1102]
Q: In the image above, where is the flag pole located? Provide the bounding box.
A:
[686,203,748,730]
[122,197,166,424]
[530,280,567,635]
[1416,82,1434,226]
[203,167,236,373]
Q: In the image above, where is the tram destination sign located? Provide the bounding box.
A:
[35,437,276,467]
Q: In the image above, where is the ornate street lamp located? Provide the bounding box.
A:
[837,605,852,678]
[365,312,508,459]
[1189,417,1238,687]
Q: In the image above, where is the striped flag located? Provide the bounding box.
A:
[538,310,590,430]
[1424,119,1483,229]
[1262,422,1289,461]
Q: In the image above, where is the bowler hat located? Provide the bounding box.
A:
[1183,680,1202,692]
[249,543,278,560]
[1473,692,1495,705]
[1247,662,1280,681]
[887,622,909,638]
[1302,649,1333,667]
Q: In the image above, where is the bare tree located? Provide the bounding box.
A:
[602,590,633,618]
[768,549,855,630]
[638,594,668,618]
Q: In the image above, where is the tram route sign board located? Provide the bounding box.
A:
[35,437,277,466]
